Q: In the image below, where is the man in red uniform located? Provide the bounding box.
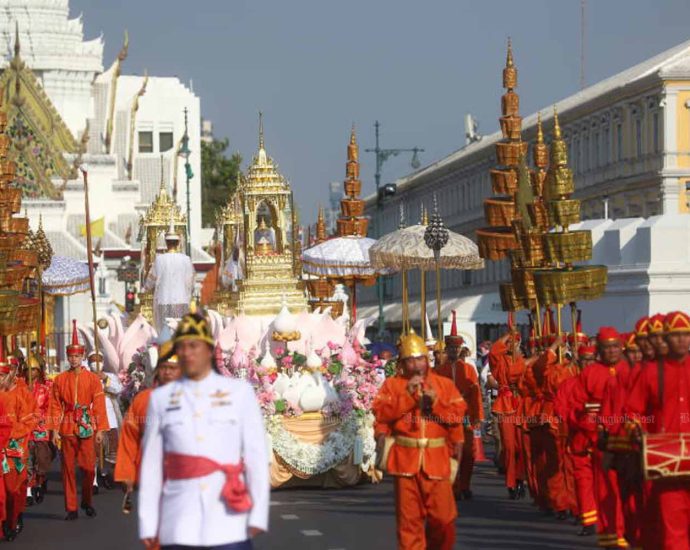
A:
[572,327,629,548]
[436,312,483,500]
[647,313,668,360]
[627,311,690,550]
[488,327,526,499]
[374,330,466,550]
[0,342,36,541]
[47,321,108,520]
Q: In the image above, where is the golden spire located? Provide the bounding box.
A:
[553,106,562,140]
[536,112,544,144]
[258,111,265,151]
[14,21,20,59]
[502,37,518,92]
[316,206,327,242]
[159,154,166,193]
[506,37,513,68]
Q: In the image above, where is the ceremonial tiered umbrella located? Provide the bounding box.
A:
[369,203,484,340]
[41,256,91,296]
[302,235,381,321]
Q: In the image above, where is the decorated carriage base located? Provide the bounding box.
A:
[79,304,384,489]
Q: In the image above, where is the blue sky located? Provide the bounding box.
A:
[72,0,690,224]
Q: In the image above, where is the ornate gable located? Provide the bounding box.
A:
[0,36,79,200]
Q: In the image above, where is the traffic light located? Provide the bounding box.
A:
[125,290,135,313]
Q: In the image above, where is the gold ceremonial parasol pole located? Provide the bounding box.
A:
[80,166,104,473]
[570,302,579,362]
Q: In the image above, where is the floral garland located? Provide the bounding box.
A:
[266,413,360,476]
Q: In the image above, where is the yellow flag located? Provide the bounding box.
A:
[79,217,105,238]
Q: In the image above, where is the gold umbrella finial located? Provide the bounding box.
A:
[506,37,514,68]
[553,106,562,140]
[536,112,544,144]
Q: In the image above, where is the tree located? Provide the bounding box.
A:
[201,137,242,227]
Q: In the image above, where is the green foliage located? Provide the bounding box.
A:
[201,138,242,227]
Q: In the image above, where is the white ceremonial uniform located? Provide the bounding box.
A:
[138,371,270,547]
[144,251,195,333]
[103,372,123,429]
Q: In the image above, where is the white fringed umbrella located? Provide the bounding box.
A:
[42,256,91,296]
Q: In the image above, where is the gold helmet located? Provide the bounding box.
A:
[397,329,427,360]
[26,353,43,370]
[157,339,178,367]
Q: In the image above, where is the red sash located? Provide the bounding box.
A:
[164,453,252,512]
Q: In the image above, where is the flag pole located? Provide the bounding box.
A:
[80,166,101,372]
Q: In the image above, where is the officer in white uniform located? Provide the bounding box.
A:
[138,311,269,549]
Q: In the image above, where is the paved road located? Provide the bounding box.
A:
[11,459,595,549]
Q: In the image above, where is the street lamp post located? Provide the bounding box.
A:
[365,120,424,339]
[179,108,194,257]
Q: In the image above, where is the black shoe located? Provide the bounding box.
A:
[577,524,596,536]
[64,511,78,521]
[555,510,567,520]
[2,522,15,541]
[93,485,99,495]
[461,490,473,500]
[100,473,114,490]
[25,496,34,507]
[80,503,97,518]
[516,481,526,500]
[35,487,44,505]
[508,488,517,500]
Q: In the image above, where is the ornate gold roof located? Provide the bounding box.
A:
[244,113,290,193]
[0,27,78,199]
[139,165,186,229]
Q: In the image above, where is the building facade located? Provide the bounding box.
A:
[359,39,690,336]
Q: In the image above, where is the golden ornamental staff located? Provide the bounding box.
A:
[79,166,101,373]
[424,197,449,347]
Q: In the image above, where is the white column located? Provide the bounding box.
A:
[660,175,681,214]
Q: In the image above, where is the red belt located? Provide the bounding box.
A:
[164,453,252,513]
[498,386,519,409]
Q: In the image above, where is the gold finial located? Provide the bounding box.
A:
[159,154,166,192]
[316,206,327,242]
[553,106,562,140]
[14,21,20,59]
[258,111,265,150]
[536,112,544,144]
[189,299,198,315]
[258,216,268,230]
[506,37,513,68]
[350,123,357,145]
[422,206,429,225]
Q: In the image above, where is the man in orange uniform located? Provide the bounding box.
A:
[626,311,690,550]
[534,334,578,519]
[488,328,526,499]
[436,312,483,500]
[554,344,599,536]
[47,321,108,520]
[572,327,629,548]
[374,330,465,550]
[114,341,181,504]
[0,345,37,541]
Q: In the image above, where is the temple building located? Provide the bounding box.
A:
[360,38,690,338]
[0,0,212,341]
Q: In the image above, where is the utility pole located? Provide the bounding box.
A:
[365,121,424,339]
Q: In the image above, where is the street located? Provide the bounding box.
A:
[12,460,594,550]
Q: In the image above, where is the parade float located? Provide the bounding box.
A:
[85,118,383,488]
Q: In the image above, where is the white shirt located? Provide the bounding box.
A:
[138,371,270,546]
[145,252,195,306]
[103,372,123,429]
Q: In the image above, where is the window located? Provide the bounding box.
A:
[593,132,599,167]
[138,131,153,153]
[635,119,643,157]
[159,132,174,153]
[603,127,610,164]
[653,113,660,153]
[616,123,623,161]
[583,136,590,170]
